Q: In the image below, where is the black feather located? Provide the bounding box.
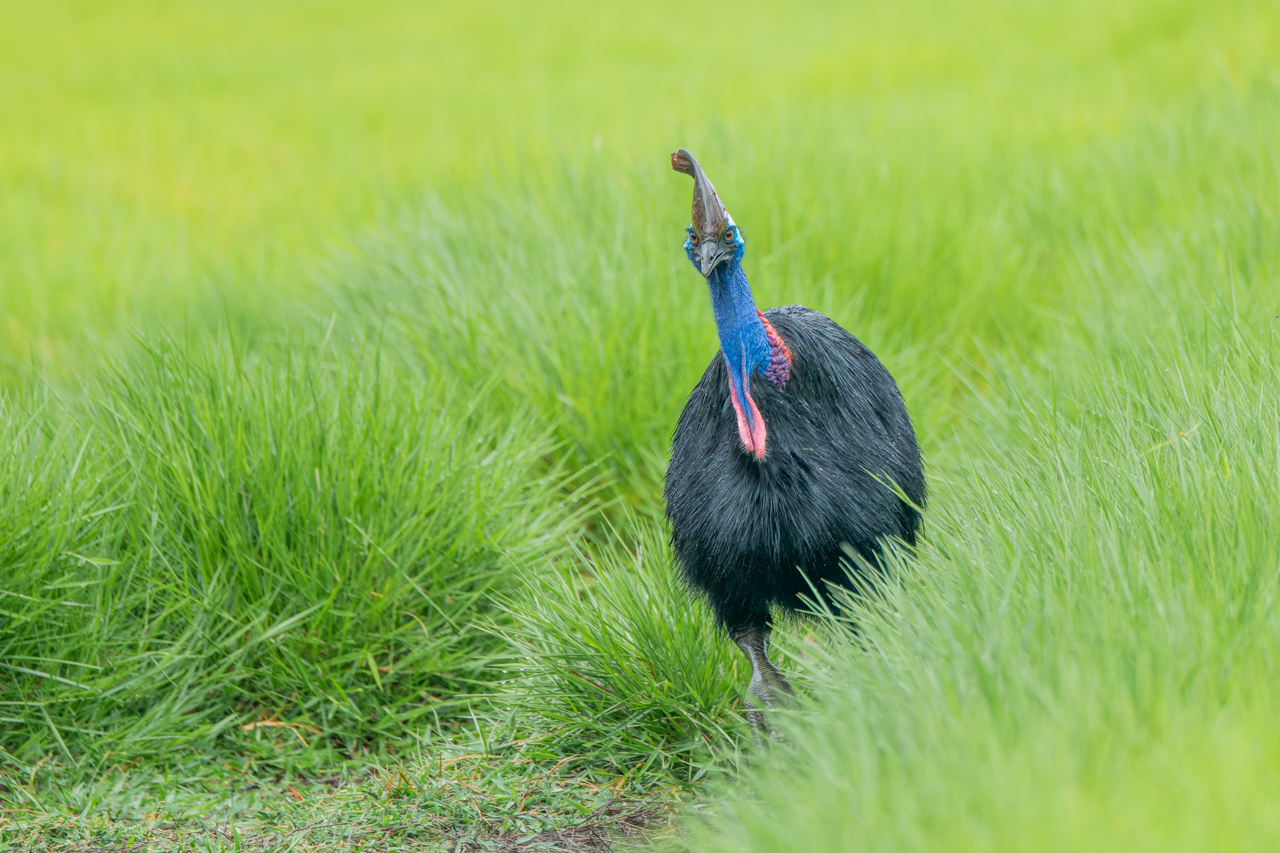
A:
[664,304,925,632]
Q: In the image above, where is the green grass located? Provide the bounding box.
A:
[691,226,1280,851]
[2,332,588,774]
[492,522,747,779]
[3,0,1280,849]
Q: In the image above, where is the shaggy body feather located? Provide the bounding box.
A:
[665,305,925,632]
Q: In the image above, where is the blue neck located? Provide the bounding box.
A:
[707,260,769,397]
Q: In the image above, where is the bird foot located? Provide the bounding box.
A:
[733,627,794,745]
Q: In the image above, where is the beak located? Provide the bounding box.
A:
[697,239,732,277]
[672,148,732,275]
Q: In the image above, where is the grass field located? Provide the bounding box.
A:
[3,0,1280,849]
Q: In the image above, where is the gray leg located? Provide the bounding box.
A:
[731,627,793,738]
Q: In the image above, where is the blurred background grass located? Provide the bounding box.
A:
[3,0,1280,849]
[4,0,1275,375]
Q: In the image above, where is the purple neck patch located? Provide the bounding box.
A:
[758,311,792,388]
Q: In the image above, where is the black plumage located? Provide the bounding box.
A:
[665,304,924,633]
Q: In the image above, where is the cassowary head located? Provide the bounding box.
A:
[672,149,745,277]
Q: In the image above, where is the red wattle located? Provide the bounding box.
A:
[728,375,768,460]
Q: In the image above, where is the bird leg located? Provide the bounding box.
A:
[732,627,794,739]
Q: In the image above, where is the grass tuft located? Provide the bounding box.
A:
[2,330,590,784]
[491,521,747,783]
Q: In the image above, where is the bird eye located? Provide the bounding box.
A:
[723,228,735,242]
[689,231,699,244]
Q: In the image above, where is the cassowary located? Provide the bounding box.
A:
[664,149,925,731]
